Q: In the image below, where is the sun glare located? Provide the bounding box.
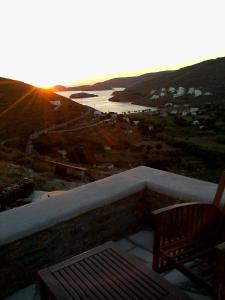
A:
[41,85,54,90]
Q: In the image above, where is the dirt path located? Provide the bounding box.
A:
[48,120,104,133]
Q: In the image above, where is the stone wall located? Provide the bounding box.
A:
[0,191,145,298]
[144,188,184,211]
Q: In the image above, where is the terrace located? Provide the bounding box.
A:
[1,166,224,300]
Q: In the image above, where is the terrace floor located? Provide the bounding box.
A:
[6,229,212,300]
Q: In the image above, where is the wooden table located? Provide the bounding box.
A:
[38,241,191,300]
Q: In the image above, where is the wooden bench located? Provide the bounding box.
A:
[152,172,225,299]
[38,241,191,299]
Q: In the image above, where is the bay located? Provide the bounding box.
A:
[56,88,155,114]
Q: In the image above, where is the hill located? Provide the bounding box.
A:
[50,71,171,91]
[0,76,143,169]
[0,77,87,146]
[110,57,225,106]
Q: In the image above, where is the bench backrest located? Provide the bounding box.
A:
[213,171,225,211]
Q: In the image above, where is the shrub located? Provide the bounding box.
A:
[215,134,225,144]
[16,157,34,168]
[130,145,145,152]
[155,143,163,150]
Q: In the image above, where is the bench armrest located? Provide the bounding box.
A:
[152,202,218,272]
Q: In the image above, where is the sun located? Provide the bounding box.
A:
[41,85,54,90]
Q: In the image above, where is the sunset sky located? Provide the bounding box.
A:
[0,0,225,87]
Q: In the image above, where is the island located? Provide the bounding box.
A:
[70,92,98,99]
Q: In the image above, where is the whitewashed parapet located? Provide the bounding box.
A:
[0,166,221,247]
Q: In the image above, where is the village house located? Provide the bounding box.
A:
[170,109,178,115]
[123,117,130,123]
[133,120,140,126]
[192,120,200,126]
[49,100,61,110]
[148,125,154,132]
[151,95,160,100]
[168,86,176,93]
[182,110,189,117]
[190,107,200,116]
[93,110,103,118]
[108,112,118,119]
[165,103,173,107]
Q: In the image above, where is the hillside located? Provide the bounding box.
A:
[0,77,87,146]
[0,75,225,198]
[50,71,171,91]
[110,57,225,106]
[0,76,143,169]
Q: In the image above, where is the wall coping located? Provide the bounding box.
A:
[0,166,221,247]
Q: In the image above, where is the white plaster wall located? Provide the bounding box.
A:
[0,166,222,246]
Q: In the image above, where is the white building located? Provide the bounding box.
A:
[151,95,160,100]
[50,100,61,110]
[168,87,176,94]
[173,87,185,98]
[133,120,140,126]
[94,110,103,117]
[194,89,202,97]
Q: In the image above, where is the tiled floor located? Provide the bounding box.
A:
[6,229,212,300]
[6,285,40,300]
[115,229,212,300]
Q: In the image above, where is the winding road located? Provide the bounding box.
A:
[25,108,105,154]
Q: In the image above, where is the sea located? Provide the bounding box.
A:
[56,88,155,114]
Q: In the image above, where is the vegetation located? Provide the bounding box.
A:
[123,107,225,182]
[1,60,225,194]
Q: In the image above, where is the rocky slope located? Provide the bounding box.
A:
[0,76,142,168]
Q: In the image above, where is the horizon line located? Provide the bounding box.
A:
[50,55,225,89]
[1,54,225,89]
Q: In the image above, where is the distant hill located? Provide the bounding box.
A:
[0,77,87,144]
[50,71,171,91]
[110,57,225,106]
